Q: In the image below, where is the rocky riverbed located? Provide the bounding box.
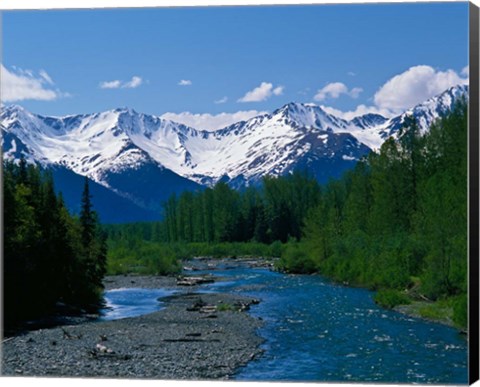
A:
[1,273,264,380]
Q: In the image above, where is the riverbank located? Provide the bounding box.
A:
[379,283,465,332]
[393,300,461,331]
[1,273,264,379]
[200,256,463,332]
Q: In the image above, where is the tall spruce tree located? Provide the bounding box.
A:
[80,177,96,247]
[77,176,107,306]
[3,162,108,328]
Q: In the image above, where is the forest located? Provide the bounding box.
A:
[3,159,107,328]
[106,100,468,328]
[3,100,468,329]
[280,100,468,327]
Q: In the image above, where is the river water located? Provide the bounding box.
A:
[101,264,468,384]
[101,288,176,321]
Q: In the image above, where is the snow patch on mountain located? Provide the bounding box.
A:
[1,84,468,189]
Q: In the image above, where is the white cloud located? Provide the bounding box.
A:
[373,65,468,112]
[348,71,356,77]
[214,96,228,104]
[178,79,192,86]
[124,76,143,88]
[461,65,469,77]
[322,65,469,120]
[1,64,64,102]
[39,70,54,85]
[238,82,283,102]
[314,82,363,101]
[100,79,122,89]
[100,76,143,89]
[315,82,347,100]
[161,110,267,131]
[273,86,284,96]
[350,87,363,99]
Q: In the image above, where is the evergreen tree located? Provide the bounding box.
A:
[279,100,467,313]
[80,177,96,247]
[3,162,108,328]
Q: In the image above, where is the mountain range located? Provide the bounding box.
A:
[1,84,468,223]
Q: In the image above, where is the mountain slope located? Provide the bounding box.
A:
[167,102,376,185]
[382,84,468,139]
[1,84,468,221]
[1,107,203,221]
[50,167,162,223]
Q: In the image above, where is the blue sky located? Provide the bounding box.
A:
[1,2,470,129]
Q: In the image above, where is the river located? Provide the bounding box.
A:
[101,263,468,384]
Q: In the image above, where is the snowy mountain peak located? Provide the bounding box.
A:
[385,84,469,137]
[274,101,327,120]
[2,104,26,114]
[113,106,137,115]
[274,101,319,116]
[349,113,388,130]
[2,104,34,123]
[2,84,469,191]
[407,84,468,118]
[269,101,349,133]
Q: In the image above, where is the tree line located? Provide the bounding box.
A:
[105,172,321,246]
[104,171,320,275]
[3,100,467,330]
[3,159,107,328]
[105,100,468,327]
[279,100,468,326]
[161,172,321,244]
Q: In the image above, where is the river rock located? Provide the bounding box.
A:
[177,276,215,286]
[1,288,264,380]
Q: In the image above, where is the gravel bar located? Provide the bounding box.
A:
[1,275,264,380]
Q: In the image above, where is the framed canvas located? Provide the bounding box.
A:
[1,1,479,386]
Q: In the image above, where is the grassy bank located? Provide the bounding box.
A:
[276,242,467,331]
[106,240,283,276]
[373,288,467,330]
[107,237,467,331]
[393,295,467,330]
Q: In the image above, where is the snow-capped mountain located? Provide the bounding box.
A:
[0,106,202,219]
[1,84,468,221]
[174,102,372,187]
[383,83,468,138]
[1,105,194,180]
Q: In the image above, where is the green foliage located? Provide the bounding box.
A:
[105,101,467,325]
[3,99,467,335]
[105,240,282,275]
[277,242,316,274]
[374,289,411,309]
[158,170,321,245]
[105,171,319,275]
[3,161,107,327]
[404,296,466,329]
[276,102,468,316]
[417,300,452,321]
[217,302,234,312]
[452,294,468,329]
[106,241,181,275]
[269,240,284,258]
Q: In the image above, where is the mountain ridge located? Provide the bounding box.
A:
[1,84,468,222]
